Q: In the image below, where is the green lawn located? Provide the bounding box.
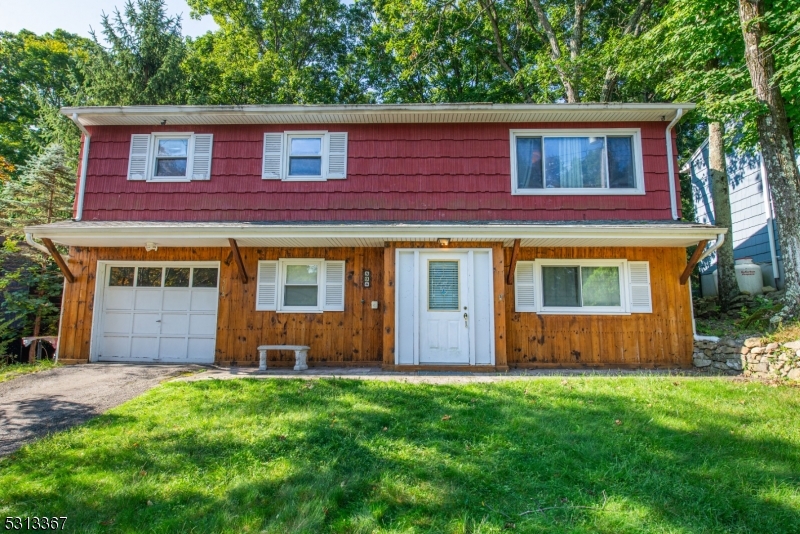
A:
[0,359,58,383]
[1,377,799,533]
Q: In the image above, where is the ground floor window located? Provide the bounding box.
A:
[256,259,345,312]
[515,259,651,314]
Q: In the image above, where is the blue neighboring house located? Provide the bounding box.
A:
[683,140,794,296]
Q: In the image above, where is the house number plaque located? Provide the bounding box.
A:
[363,270,371,288]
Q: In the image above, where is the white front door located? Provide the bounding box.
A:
[419,252,471,364]
[96,263,219,363]
[395,248,495,366]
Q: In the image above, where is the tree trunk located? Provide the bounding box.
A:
[28,314,41,364]
[738,0,800,313]
[708,122,739,311]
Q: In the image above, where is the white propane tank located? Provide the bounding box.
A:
[734,258,763,295]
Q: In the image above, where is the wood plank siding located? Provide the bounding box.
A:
[59,246,384,366]
[79,122,680,222]
[58,245,693,367]
[504,247,693,368]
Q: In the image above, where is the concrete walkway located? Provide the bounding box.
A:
[177,365,710,384]
[0,364,199,456]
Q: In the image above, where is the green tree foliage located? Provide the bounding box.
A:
[0,145,75,357]
[0,30,91,173]
[1,144,76,237]
[369,0,664,103]
[84,0,188,105]
[183,0,373,104]
[763,0,800,149]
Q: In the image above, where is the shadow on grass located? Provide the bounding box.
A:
[1,378,799,533]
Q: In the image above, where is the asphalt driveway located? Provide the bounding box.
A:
[0,364,202,456]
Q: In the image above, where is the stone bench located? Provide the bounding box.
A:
[257,345,310,371]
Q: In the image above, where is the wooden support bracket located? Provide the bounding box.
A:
[506,238,521,285]
[228,238,248,283]
[41,238,75,283]
[680,239,709,285]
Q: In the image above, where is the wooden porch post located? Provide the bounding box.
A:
[492,243,508,371]
[382,243,396,368]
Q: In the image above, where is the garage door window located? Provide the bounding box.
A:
[192,268,218,287]
[137,267,163,287]
[109,267,134,286]
[165,267,190,287]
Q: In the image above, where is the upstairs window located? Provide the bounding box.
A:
[153,136,189,178]
[511,129,643,195]
[127,132,213,182]
[287,136,323,178]
[262,131,348,181]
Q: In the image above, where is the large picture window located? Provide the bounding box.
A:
[514,259,652,314]
[541,265,622,309]
[511,129,643,195]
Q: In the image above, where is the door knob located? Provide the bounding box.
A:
[463,312,468,327]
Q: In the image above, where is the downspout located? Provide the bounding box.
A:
[71,113,91,221]
[25,233,50,255]
[698,233,726,262]
[760,155,780,285]
[692,232,726,342]
[665,108,684,221]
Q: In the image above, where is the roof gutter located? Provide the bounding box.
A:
[71,113,91,222]
[665,108,684,221]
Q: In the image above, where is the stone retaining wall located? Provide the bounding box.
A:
[693,338,800,379]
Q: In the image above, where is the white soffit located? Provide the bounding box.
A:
[62,103,695,126]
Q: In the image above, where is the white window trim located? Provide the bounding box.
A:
[148,132,195,182]
[516,259,631,315]
[277,258,324,313]
[283,131,328,181]
[509,128,645,196]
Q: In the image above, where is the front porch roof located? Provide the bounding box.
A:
[26,220,725,249]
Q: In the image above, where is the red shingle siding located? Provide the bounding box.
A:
[79,122,679,222]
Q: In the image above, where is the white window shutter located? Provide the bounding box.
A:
[256,261,278,311]
[262,133,284,179]
[127,134,151,180]
[323,260,346,311]
[628,261,652,313]
[191,134,213,180]
[326,132,348,179]
[515,262,536,312]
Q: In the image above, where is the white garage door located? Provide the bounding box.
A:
[96,263,219,363]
